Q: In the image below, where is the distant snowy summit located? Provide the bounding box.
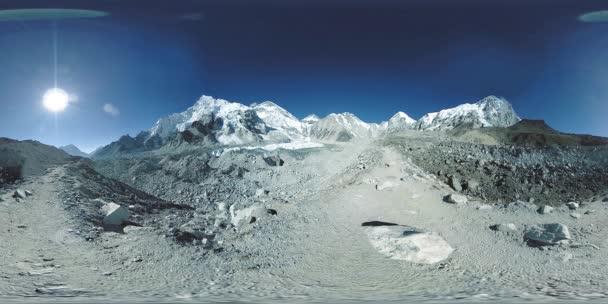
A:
[59,144,89,158]
[93,94,520,158]
[414,96,520,131]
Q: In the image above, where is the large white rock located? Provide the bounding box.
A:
[365,226,454,264]
[524,223,570,246]
[101,202,129,226]
[445,193,467,205]
[229,204,268,227]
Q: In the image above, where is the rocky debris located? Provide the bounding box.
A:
[101,202,130,226]
[263,155,284,167]
[603,197,608,202]
[524,223,571,246]
[566,202,579,210]
[490,223,518,232]
[12,189,27,199]
[365,225,454,264]
[375,181,396,191]
[570,213,581,219]
[445,193,467,205]
[537,205,554,214]
[386,138,608,205]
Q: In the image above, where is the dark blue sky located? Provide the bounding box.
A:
[0,0,607,152]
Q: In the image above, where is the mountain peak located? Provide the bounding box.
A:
[415,96,520,131]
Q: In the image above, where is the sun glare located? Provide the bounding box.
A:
[42,88,69,112]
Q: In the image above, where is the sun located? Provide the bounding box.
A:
[43,88,70,112]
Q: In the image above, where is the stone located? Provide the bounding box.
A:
[365,225,454,264]
[465,179,480,192]
[524,223,571,246]
[570,213,581,219]
[566,202,579,210]
[229,205,269,227]
[263,156,284,167]
[448,176,462,192]
[101,202,130,226]
[537,205,554,214]
[12,189,27,199]
[490,223,518,232]
[255,189,269,197]
[24,190,33,196]
[445,194,467,205]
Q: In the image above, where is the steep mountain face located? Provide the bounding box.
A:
[149,95,268,146]
[253,101,305,142]
[386,112,416,132]
[59,144,89,158]
[415,96,520,131]
[309,113,379,142]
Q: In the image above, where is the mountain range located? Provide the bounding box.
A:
[93,95,520,158]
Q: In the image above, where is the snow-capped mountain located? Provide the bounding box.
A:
[414,96,520,131]
[149,95,268,146]
[309,113,380,142]
[92,94,523,158]
[58,144,89,158]
[253,101,305,142]
[386,111,416,131]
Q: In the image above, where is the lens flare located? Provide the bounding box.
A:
[42,88,69,112]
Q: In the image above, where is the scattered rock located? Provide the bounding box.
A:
[584,210,595,215]
[566,202,579,210]
[24,190,33,196]
[12,189,26,199]
[445,194,467,205]
[490,223,518,232]
[101,202,130,226]
[570,213,581,219]
[524,223,571,246]
[476,204,492,210]
[537,205,554,214]
[365,225,454,264]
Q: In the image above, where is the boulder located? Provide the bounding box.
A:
[465,179,480,192]
[101,202,130,226]
[263,155,284,167]
[566,202,579,210]
[255,188,270,197]
[448,176,462,192]
[365,225,454,264]
[490,223,518,232]
[445,194,467,205]
[12,189,27,199]
[537,205,554,214]
[229,204,269,227]
[524,223,571,246]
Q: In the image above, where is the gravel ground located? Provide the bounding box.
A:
[1,135,608,302]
